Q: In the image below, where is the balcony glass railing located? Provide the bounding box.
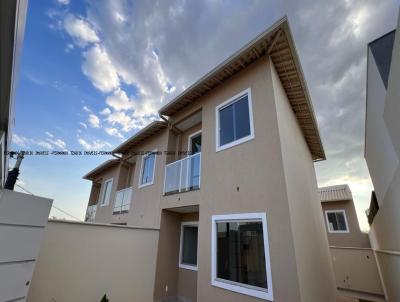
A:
[164,152,201,195]
[113,187,133,214]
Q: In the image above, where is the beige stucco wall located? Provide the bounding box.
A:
[329,247,384,296]
[366,13,400,302]
[27,220,159,302]
[321,200,370,248]
[272,60,337,302]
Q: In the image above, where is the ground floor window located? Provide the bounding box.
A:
[179,221,198,270]
[211,213,273,301]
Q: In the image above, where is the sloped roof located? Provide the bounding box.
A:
[319,184,353,203]
[83,159,120,181]
[159,16,325,161]
[113,121,168,154]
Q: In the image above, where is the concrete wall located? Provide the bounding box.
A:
[366,13,400,302]
[329,247,384,296]
[321,200,370,248]
[272,61,337,302]
[27,220,159,302]
[0,189,52,302]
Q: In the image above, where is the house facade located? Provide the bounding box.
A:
[83,17,337,302]
[365,10,400,302]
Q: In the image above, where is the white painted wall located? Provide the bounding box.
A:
[0,189,52,302]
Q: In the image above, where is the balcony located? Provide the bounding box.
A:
[113,187,133,215]
[164,152,201,195]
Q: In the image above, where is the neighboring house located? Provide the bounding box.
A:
[320,185,385,302]
[0,1,53,302]
[83,17,337,302]
[320,184,370,248]
[365,10,400,302]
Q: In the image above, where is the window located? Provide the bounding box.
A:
[179,222,198,270]
[216,88,254,152]
[113,187,133,214]
[188,130,202,154]
[325,210,349,233]
[100,178,113,206]
[85,205,97,222]
[211,213,273,301]
[139,151,157,188]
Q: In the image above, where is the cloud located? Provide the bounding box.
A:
[83,105,91,113]
[63,14,99,47]
[45,131,54,138]
[99,108,111,115]
[88,113,101,128]
[82,44,120,93]
[38,141,53,149]
[105,88,135,111]
[79,122,88,129]
[12,134,31,148]
[46,138,67,149]
[77,137,112,150]
[57,0,70,5]
[105,127,125,140]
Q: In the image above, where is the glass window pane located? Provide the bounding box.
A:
[219,104,234,146]
[141,153,155,184]
[234,96,251,140]
[191,134,202,154]
[216,221,267,289]
[327,212,338,230]
[102,180,112,205]
[336,213,347,231]
[182,226,198,266]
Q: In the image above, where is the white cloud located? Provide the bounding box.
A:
[105,127,125,140]
[83,105,91,113]
[46,138,67,149]
[63,14,99,47]
[12,134,30,147]
[45,131,54,138]
[38,141,53,149]
[99,108,111,115]
[77,137,112,150]
[105,88,135,111]
[57,0,70,5]
[88,113,101,128]
[82,44,120,93]
[79,122,88,129]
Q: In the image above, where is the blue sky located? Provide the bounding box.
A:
[11,0,399,229]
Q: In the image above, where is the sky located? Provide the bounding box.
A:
[11,0,399,230]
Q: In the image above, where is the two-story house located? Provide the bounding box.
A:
[83,17,337,302]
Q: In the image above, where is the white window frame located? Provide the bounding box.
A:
[325,209,350,233]
[138,150,157,188]
[99,178,113,207]
[215,88,255,152]
[187,130,202,154]
[0,131,4,187]
[211,212,273,301]
[179,221,199,271]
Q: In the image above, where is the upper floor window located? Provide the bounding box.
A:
[100,178,113,206]
[325,210,349,233]
[216,88,254,152]
[139,151,156,188]
[211,212,273,300]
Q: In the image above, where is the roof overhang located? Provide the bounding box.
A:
[159,16,325,161]
[112,121,168,154]
[319,184,353,203]
[83,159,120,181]
[0,0,28,184]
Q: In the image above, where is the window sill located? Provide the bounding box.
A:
[179,264,198,271]
[216,134,254,152]
[328,230,350,234]
[212,279,272,301]
[138,181,154,189]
